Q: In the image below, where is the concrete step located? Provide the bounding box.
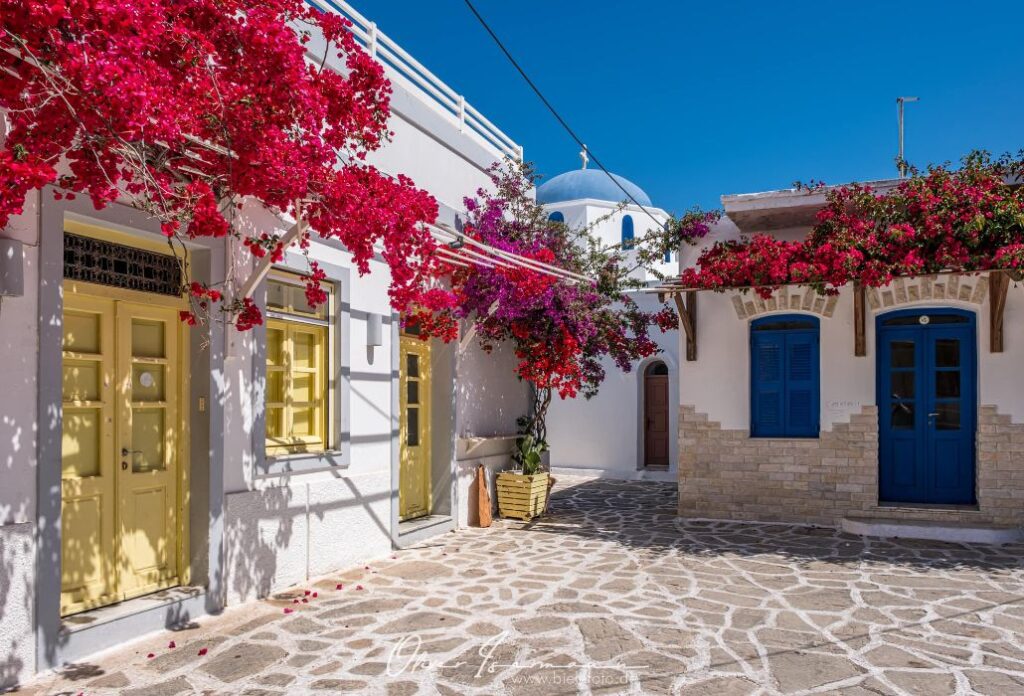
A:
[841,516,1023,545]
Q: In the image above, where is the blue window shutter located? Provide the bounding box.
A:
[622,215,634,249]
[750,314,820,438]
[785,332,819,436]
[751,333,785,436]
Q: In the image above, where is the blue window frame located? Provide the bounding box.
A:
[547,211,564,223]
[750,314,819,437]
[621,215,634,249]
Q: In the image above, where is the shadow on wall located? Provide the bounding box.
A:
[223,476,395,604]
[456,341,529,438]
[223,484,295,604]
[0,529,31,691]
[0,259,42,689]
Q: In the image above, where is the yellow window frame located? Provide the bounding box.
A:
[265,273,333,456]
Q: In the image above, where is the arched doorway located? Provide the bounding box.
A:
[643,361,670,469]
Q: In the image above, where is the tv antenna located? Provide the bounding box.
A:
[897,96,919,178]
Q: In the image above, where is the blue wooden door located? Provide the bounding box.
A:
[878,311,976,504]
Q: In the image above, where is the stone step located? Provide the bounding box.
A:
[841,516,1023,545]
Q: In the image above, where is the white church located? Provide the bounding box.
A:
[539,156,680,482]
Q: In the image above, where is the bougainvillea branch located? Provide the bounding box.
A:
[1,0,438,329]
[396,162,688,442]
[680,152,1024,298]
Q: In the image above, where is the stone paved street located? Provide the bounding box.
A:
[18,477,1024,695]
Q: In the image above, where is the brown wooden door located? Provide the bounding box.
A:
[644,374,670,468]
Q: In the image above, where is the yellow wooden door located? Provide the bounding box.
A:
[116,302,181,600]
[399,336,431,520]
[60,294,184,614]
[61,294,118,613]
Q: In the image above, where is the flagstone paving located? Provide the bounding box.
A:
[18,476,1024,695]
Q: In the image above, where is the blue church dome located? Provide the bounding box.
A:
[536,168,653,207]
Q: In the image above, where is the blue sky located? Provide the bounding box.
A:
[358,1,1024,214]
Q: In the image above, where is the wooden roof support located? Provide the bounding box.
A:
[674,290,697,361]
[990,270,1009,353]
[853,283,866,357]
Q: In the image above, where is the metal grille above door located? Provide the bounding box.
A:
[63,233,183,297]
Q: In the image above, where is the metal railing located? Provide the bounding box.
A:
[308,0,524,163]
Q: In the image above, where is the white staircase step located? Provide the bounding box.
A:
[841,516,1022,545]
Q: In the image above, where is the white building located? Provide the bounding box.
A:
[0,1,529,687]
[539,164,680,481]
[674,182,1024,543]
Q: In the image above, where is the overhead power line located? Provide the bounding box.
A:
[462,0,668,233]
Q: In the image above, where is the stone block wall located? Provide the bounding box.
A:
[678,404,1024,528]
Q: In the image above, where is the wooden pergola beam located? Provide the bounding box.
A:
[853,283,866,357]
[674,291,697,361]
[990,271,1009,353]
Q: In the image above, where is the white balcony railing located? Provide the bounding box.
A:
[309,0,524,163]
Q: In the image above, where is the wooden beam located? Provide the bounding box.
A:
[685,290,697,361]
[990,271,1009,353]
[673,291,697,361]
[853,283,866,357]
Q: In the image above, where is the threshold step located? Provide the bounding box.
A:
[397,514,453,547]
[841,516,1023,545]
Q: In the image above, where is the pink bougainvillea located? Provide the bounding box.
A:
[681,152,1024,298]
[1,0,438,329]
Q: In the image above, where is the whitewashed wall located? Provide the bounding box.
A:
[0,190,38,690]
[546,290,679,477]
[220,63,520,603]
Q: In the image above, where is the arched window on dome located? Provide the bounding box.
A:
[621,215,634,250]
[547,211,564,223]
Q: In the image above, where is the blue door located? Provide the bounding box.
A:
[877,310,976,504]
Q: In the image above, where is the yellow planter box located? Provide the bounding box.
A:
[496,471,549,521]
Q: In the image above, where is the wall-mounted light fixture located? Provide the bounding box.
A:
[366,313,383,347]
[0,238,24,297]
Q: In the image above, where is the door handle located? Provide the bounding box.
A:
[121,447,143,456]
[927,412,939,418]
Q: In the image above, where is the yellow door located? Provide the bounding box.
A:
[61,294,118,613]
[61,293,185,614]
[399,336,431,520]
[116,302,181,599]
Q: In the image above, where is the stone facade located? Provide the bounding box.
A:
[678,404,1024,528]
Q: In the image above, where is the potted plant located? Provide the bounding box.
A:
[497,430,549,521]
